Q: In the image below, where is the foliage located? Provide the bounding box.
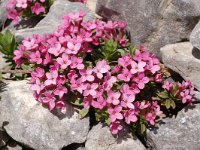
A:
[13,11,195,135]
[0,30,18,68]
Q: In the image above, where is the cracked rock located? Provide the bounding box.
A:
[0,80,90,150]
[147,104,200,150]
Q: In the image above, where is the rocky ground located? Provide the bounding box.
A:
[1,0,200,150]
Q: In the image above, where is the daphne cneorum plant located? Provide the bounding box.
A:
[13,11,195,135]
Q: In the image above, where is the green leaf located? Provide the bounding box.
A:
[117,49,127,56]
[165,99,171,109]
[157,91,169,99]
[170,100,176,109]
[70,98,84,106]
[79,109,89,119]
[0,72,2,81]
[105,117,110,125]
[140,123,146,134]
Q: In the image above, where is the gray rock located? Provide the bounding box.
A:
[190,21,200,51]
[85,123,146,150]
[96,0,200,57]
[161,42,200,91]
[147,104,200,150]
[0,80,90,150]
[0,0,9,27]
[194,91,200,101]
[0,130,10,148]
[14,0,93,41]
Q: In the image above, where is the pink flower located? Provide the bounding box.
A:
[130,61,146,74]
[124,110,138,124]
[71,78,87,94]
[48,43,65,56]
[108,106,123,122]
[118,55,131,68]
[22,39,38,50]
[6,0,16,11]
[43,52,52,65]
[83,83,98,97]
[56,101,66,114]
[31,78,44,94]
[162,81,173,91]
[31,2,45,15]
[83,95,93,109]
[117,68,132,82]
[107,91,121,105]
[44,70,58,86]
[121,95,135,109]
[146,112,156,125]
[30,51,42,64]
[134,73,149,89]
[79,69,94,82]
[139,101,150,109]
[180,90,192,104]
[94,60,110,79]
[110,121,123,134]
[54,85,68,98]
[111,65,120,73]
[92,96,106,109]
[57,75,66,85]
[66,42,81,54]
[103,73,117,91]
[16,0,27,8]
[68,12,83,22]
[42,91,56,111]
[13,46,24,63]
[31,67,45,82]
[70,56,84,70]
[121,84,135,99]
[57,53,71,69]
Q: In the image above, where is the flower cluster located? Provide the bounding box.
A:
[13,11,195,134]
[6,0,53,24]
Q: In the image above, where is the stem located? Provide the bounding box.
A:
[0,69,32,74]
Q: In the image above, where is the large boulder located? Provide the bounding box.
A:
[0,80,90,150]
[14,0,93,41]
[147,104,200,150]
[85,123,146,150]
[96,0,200,57]
[161,42,200,91]
[190,21,200,51]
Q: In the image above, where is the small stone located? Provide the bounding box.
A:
[85,123,146,150]
[147,104,200,150]
[161,42,200,91]
[0,80,90,150]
